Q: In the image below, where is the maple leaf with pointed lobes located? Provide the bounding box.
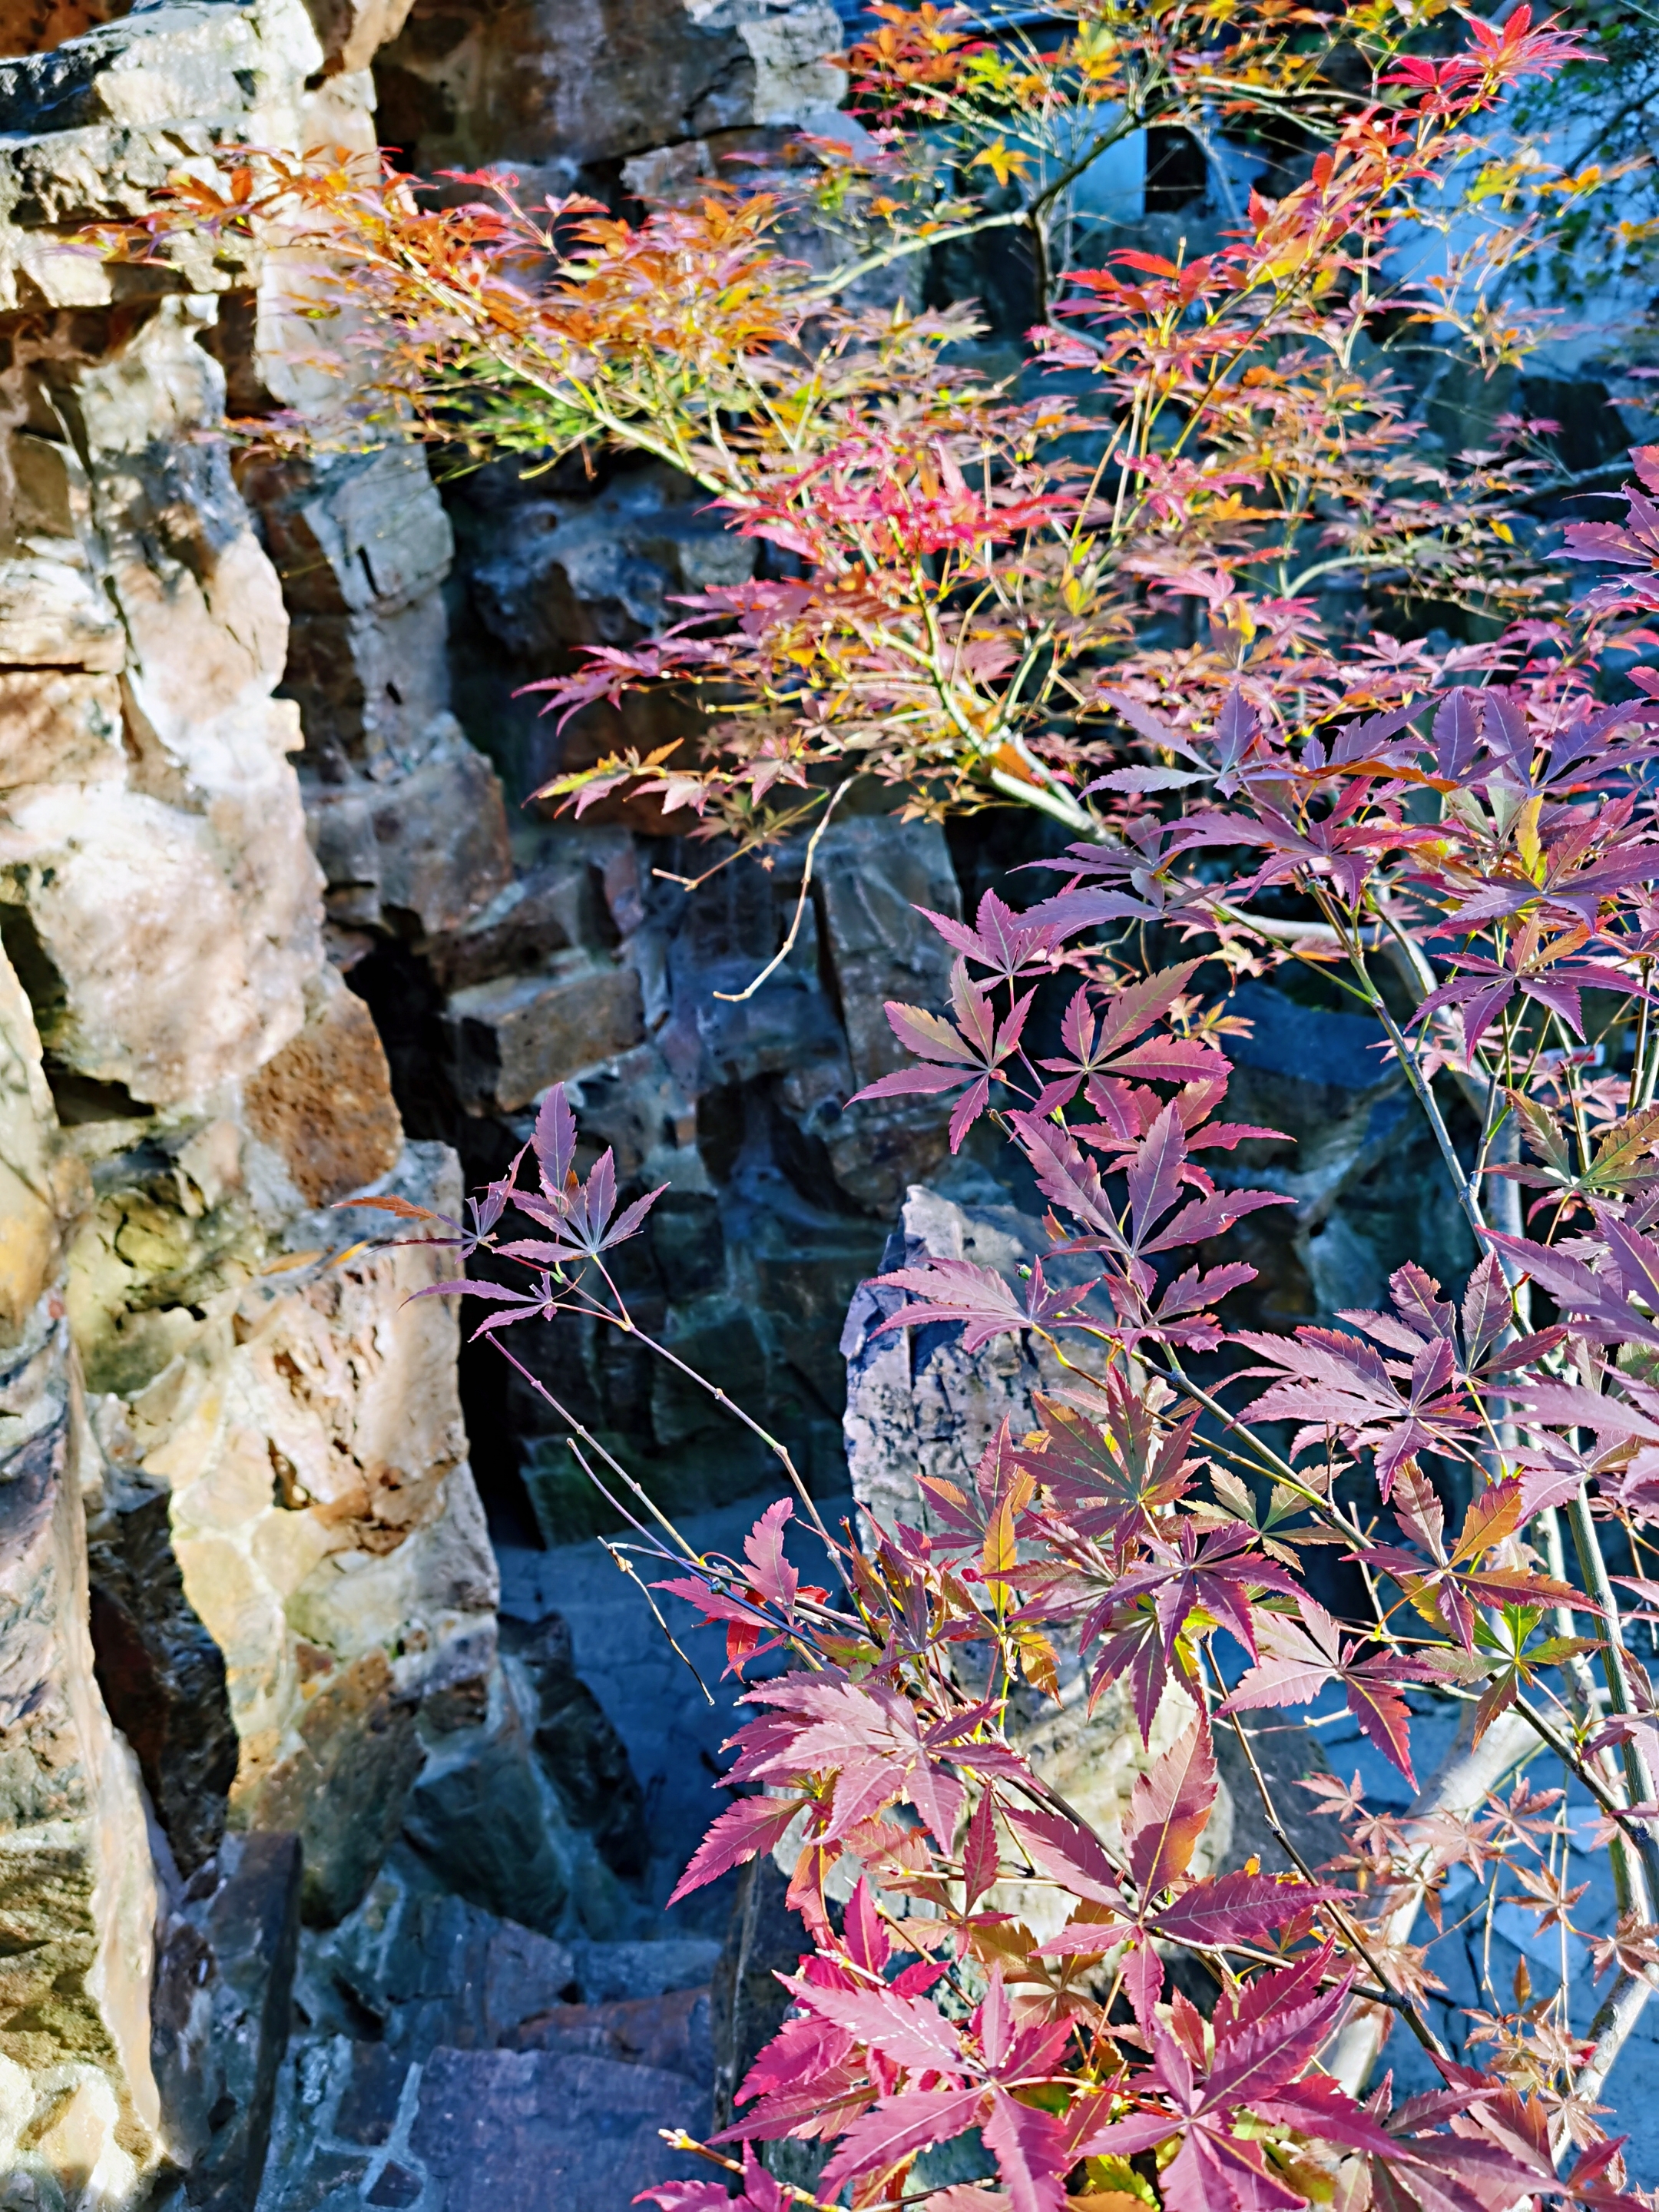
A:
[870,1254,1104,1354]
[916,1418,1038,1561]
[1147,1866,1332,1949]
[1124,1716,1217,1899]
[1012,1378,1197,1543]
[1028,962,1210,1115]
[1070,1585,1177,1743]
[1111,1518,1301,1666]
[1035,1863,1331,1958]
[1234,1319,1479,1497]
[722,1672,1027,1853]
[852,956,1037,1151]
[1002,1800,1122,1906]
[1411,920,1650,1058]
[494,1144,667,1272]
[652,1499,829,1677]
[1078,1951,1393,2211]
[915,886,1079,982]
[797,1973,1075,2206]
[1360,1465,1591,1655]
[667,1790,813,1905]
[1220,1593,1445,1786]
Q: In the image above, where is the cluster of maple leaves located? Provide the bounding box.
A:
[341,415,1659,2206]
[200,0,1659,2193]
[102,0,1625,856]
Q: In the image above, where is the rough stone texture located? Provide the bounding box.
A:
[258,2038,709,2212]
[255,1846,724,2209]
[840,1181,1101,1537]
[709,1853,800,2130]
[444,951,646,1114]
[306,723,514,941]
[415,816,965,1546]
[373,0,843,187]
[0,1309,164,2201]
[84,1468,239,1876]
[93,1143,497,1924]
[298,1860,578,2055]
[400,1662,587,1937]
[0,0,914,2203]
[512,1611,651,1882]
[243,969,404,1208]
[411,2045,708,2207]
[0,943,75,1348]
[0,300,324,1109]
[150,1830,304,2211]
[508,1982,711,2075]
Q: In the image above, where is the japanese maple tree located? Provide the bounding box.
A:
[111,0,1616,849]
[116,0,1659,2197]
[363,428,1659,2194]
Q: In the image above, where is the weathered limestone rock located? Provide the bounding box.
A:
[243,968,403,1209]
[841,1183,1086,1535]
[0,1310,164,2204]
[78,1142,497,1926]
[0,944,74,1346]
[0,299,323,1108]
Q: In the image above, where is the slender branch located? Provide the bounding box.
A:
[712,782,851,1003]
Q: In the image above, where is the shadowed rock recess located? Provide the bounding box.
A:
[0,0,1524,2202]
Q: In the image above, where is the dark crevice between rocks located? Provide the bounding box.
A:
[86,1472,240,1876]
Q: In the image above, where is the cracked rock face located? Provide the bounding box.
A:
[0,0,1375,2198]
[0,0,517,2190]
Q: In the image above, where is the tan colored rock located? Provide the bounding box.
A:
[243,969,403,1207]
[101,1144,496,1922]
[301,0,419,75]
[0,942,63,1349]
[0,299,326,1107]
[445,952,647,1114]
[0,671,124,790]
[0,1308,164,2204]
[0,0,123,57]
[65,1116,265,1405]
[8,779,313,1107]
[0,551,125,672]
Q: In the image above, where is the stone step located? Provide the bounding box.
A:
[505,1982,713,2081]
[264,2042,710,2212]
